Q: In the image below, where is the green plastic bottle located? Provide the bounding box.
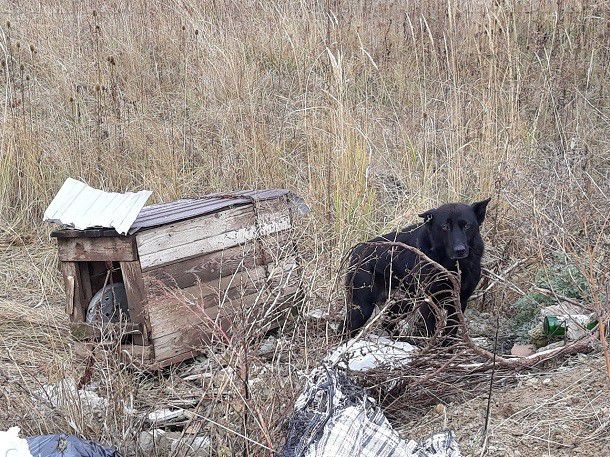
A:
[543,314,597,337]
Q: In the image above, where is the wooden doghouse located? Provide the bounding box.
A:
[52,190,302,368]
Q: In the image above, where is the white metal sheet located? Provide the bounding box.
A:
[43,178,152,235]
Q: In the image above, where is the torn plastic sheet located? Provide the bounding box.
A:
[325,335,417,371]
[0,427,32,457]
[43,178,151,235]
[281,367,460,457]
[282,367,460,456]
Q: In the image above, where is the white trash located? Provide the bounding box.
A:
[326,335,417,371]
[0,427,33,457]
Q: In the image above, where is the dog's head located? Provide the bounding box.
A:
[419,198,491,260]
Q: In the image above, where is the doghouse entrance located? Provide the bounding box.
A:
[78,261,129,324]
[86,261,123,298]
[68,261,142,344]
[51,230,151,355]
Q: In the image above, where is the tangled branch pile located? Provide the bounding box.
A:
[345,242,602,414]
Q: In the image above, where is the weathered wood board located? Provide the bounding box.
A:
[136,200,291,270]
[58,236,138,262]
[151,284,301,365]
[69,322,144,341]
[60,261,86,321]
[146,258,298,337]
[120,260,150,345]
[147,258,301,366]
[141,230,293,290]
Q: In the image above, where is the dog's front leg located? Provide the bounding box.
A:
[442,305,462,344]
[420,283,463,346]
[440,280,478,343]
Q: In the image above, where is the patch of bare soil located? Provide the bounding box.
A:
[400,354,610,456]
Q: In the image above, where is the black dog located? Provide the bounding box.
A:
[344,199,490,340]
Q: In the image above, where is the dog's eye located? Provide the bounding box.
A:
[464,223,471,230]
[441,224,450,231]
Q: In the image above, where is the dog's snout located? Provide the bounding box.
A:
[453,245,468,258]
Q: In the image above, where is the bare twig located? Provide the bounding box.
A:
[483,316,499,437]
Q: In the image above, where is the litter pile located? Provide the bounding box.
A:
[281,366,460,457]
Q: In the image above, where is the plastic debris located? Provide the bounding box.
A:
[26,434,119,457]
[543,314,597,340]
[325,335,416,371]
[40,378,108,412]
[0,427,33,457]
[147,408,192,426]
[303,308,328,319]
[38,378,134,418]
[281,367,460,457]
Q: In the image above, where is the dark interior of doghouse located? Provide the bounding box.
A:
[81,262,123,292]
[84,261,124,297]
[78,261,136,341]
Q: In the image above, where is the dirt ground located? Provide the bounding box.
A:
[400,353,610,456]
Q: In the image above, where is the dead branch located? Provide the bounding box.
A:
[533,286,586,309]
[342,241,601,412]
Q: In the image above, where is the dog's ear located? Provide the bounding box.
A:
[471,198,491,225]
[418,209,435,223]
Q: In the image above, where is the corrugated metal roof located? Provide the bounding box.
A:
[43,178,152,235]
[128,189,291,234]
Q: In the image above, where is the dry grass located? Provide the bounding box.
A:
[1,0,610,455]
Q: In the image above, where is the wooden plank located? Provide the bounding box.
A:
[119,344,155,367]
[142,231,295,290]
[152,283,300,365]
[153,330,230,369]
[72,342,154,368]
[143,243,260,290]
[136,200,288,257]
[149,265,299,352]
[120,260,150,345]
[146,259,298,338]
[146,265,271,338]
[136,205,255,257]
[58,236,137,262]
[154,352,201,369]
[136,200,292,270]
[60,262,85,321]
[69,322,144,341]
[138,216,292,270]
[147,259,299,365]
[51,228,121,238]
[65,275,75,315]
[224,283,301,331]
[237,284,302,335]
[78,263,94,305]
